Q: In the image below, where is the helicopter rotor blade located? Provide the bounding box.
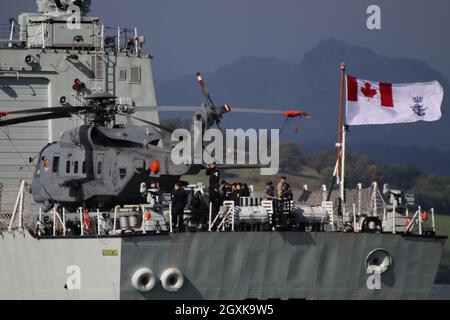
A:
[196,72,215,109]
[134,106,310,118]
[133,106,201,113]
[128,115,174,134]
[229,108,311,118]
[0,113,72,127]
[2,106,90,115]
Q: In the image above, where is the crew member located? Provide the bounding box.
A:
[209,186,221,218]
[277,176,287,200]
[233,183,242,203]
[219,180,227,205]
[171,182,188,232]
[206,163,220,193]
[241,183,250,197]
[265,181,277,200]
[282,183,293,201]
[189,191,207,228]
[148,181,161,206]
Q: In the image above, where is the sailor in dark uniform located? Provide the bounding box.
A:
[206,163,220,193]
[171,182,188,232]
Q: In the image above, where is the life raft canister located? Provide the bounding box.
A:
[132,268,156,292]
[160,268,184,292]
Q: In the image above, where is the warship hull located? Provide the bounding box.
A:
[0,230,445,300]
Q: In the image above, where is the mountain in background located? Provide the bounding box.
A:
[155,38,450,175]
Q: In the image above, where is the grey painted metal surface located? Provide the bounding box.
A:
[0,231,121,300]
[0,231,444,300]
[120,232,445,300]
[0,77,49,185]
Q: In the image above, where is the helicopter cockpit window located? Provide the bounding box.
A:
[97,161,102,175]
[66,161,71,174]
[119,168,126,180]
[52,156,60,173]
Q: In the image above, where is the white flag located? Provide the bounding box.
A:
[346,75,444,126]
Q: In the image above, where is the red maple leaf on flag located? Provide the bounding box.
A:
[361,82,377,99]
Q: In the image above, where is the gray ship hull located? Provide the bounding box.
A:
[0,231,445,300]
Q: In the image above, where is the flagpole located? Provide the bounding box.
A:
[337,63,346,204]
[341,124,347,221]
[327,63,347,202]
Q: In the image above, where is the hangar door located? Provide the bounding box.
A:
[0,78,50,187]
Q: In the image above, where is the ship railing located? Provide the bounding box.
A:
[0,181,40,233]
[38,205,172,237]
[208,201,235,232]
[404,206,436,235]
[101,25,143,55]
[5,180,26,233]
[0,20,24,48]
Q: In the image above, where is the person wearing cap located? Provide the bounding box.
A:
[265,181,277,200]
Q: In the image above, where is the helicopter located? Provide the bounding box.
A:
[0,72,311,212]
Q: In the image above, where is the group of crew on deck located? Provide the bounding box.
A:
[168,163,294,232]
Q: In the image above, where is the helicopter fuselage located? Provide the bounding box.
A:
[31,124,196,211]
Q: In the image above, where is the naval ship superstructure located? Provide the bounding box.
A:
[0,0,446,300]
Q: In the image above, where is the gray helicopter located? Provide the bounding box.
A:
[0,73,310,212]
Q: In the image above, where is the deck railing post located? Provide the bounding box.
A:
[100,24,105,52]
[8,19,15,48]
[141,206,146,234]
[431,208,436,233]
[53,207,56,236]
[392,201,396,234]
[208,202,212,232]
[79,208,84,236]
[231,204,235,232]
[113,206,118,234]
[169,203,173,233]
[97,209,101,235]
[38,207,42,237]
[418,206,423,235]
[18,181,24,232]
[62,207,66,236]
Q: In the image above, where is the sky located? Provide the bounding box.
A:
[1,0,450,82]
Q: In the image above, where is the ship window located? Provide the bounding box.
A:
[130,66,141,83]
[74,161,79,174]
[97,161,102,175]
[119,68,127,81]
[82,161,86,174]
[91,55,104,79]
[52,156,60,173]
[66,161,71,174]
